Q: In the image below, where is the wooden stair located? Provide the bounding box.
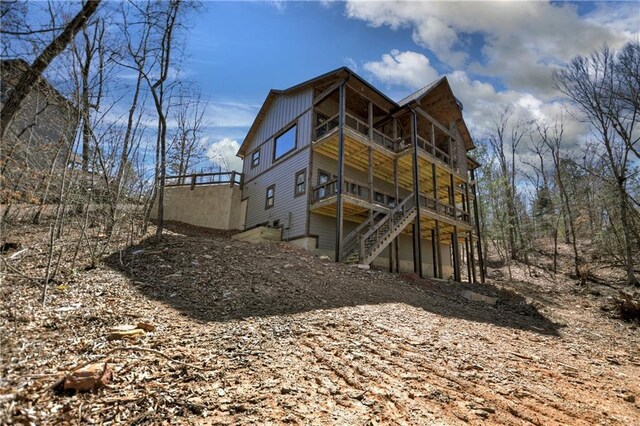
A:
[358,194,416,265]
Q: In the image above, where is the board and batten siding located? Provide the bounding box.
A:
[243,89,313,182]
[243,148,310,240]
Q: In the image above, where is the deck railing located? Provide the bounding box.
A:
[165,171,243,189]
[312,108,459,172]
[311,178,372,204]
[313,180,470,224]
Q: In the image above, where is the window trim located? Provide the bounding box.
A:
[294,168,307,197]
[265,184,275,210]
[317,169,331,185]
[250,149,260,169]
[273,123,298,162]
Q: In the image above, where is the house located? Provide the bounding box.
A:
[237,67,484,282]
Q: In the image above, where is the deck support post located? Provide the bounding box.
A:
[449,173,456,219]
[452,226,461,282]
[470,169,485,283]
[432,163,438,210]
[435,220,442,279]
[468,230,477,283]
[465,236,472,283]
[393,154,400,272]
[335,82,346,262]
[410,108,423,278]
[431,229,437,278]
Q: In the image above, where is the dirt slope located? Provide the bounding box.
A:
[1,223,639,425]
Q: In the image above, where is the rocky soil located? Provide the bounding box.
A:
[1,222,639,425]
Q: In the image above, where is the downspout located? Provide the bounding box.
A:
[409,106,424,278]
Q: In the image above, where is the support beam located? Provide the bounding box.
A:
[435,219,442,279]
[313,80,344,106]
[410,109,423,278]
[465,236,472,283]
[471,169,485,283]
[414,106,457,140]
[468,230,477,283]
[335,82,346,262]
[431,229,438,278]
[449,173,456,219]
[393,155,400,273]
[432,163,438,208]
[452,226,461,282]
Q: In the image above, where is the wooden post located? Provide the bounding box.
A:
[465,236,472,283]
[230,171,236,188]
[452,226,461,282]
[464,182,471,218]
[449,173,456,219]
[393,154,400,272]
[368,101,373,141]
[431,123,436,157]
[471,169,485,283]
[368,146,373,210]
[468,230,477,283]
[431,229,438,278]
[432,163,438,212]
[335,83,346,262]
[190,174,196,190]
[435,220,442,279]
[411,109,423,278]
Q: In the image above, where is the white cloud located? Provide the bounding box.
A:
[363,49,440,89]
[344,56,359,72]
[206,137,243,172]
[363,49,590,159]
[203,100,259,128]
[345,1,638,94]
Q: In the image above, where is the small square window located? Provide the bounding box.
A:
[266,184,275,209]
[294,169,306,197]
[251,150,260,168]
[374,191,385,204]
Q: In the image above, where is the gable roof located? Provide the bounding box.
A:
[397,77,446,107]
[398,77,474,151]
[237,67,397,158]
[237,68,475,157]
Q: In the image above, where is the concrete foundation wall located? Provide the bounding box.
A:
[151,184,246,230]
[232,226,282,244]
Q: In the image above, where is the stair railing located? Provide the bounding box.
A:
[341,211,383,262]
[358,193,416,262]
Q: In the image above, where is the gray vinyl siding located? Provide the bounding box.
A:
[243,89,313,181]
[243,147,309,240]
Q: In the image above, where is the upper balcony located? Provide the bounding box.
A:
[312,108,465,181]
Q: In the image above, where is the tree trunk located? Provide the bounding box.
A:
[1,0,101,137]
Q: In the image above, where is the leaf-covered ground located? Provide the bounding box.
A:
[1,222,639,425]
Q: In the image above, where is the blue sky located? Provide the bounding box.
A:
[187,1,638,172]
[9,1,638,173]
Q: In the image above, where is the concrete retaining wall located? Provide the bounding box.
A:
[231,226,282,244]
[151,184,246,230]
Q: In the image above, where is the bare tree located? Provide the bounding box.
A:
[555,42,639,286]
[486,106,530,261]
[168,88,207,182]
[536,118,581,278]
[0,0,101,137]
